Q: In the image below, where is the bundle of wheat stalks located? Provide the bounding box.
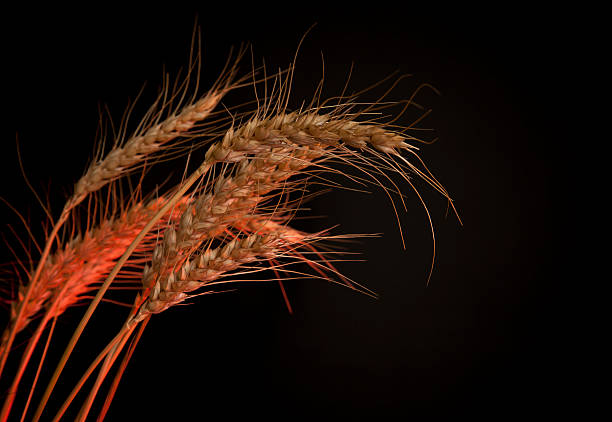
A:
[0,36,457,421]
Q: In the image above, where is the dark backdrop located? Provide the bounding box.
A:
[1,5,566,420]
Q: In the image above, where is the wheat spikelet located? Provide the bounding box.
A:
[234,218,306,240]
[131,232,297,324]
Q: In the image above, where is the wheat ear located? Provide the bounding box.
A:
[132,233,289,323]
[139,107,411,296]
[69,88,228,209]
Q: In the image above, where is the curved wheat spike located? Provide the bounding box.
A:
[133,232,305,322]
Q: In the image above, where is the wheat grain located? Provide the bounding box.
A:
[131,232,294,324]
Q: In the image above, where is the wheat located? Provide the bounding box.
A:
[68,89,227,209]
[66,47,250,210]
[0,53,244,380]
[204,111,410,163]
[131,232,293,324]
[0,35,459,421]
[137,109,409,299]
[129,110,411,326]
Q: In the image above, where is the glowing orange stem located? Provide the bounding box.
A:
[98,317,149,422]
[0,314,52,421]
[20,317,58,422]
[76,325,134,422]
[49,325,133,422]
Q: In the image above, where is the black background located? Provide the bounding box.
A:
[0,4,568,420]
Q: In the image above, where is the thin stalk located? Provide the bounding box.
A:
[1,244,102,422]
[0,314,52,421]
[97,318,149,422]
[20,317,58,422]
[49,325,134,422]
[20,317,57,422]
[76,326,133,422]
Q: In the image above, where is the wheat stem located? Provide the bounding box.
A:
[75,329,132,422]
[48,324,134,422]
[97,318,149,422]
